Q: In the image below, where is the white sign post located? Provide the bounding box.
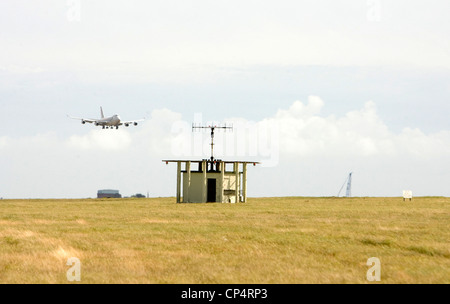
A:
[403,190,412,201]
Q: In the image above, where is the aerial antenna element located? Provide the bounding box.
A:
[192,123,233,162]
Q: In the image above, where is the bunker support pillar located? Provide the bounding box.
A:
[243,163,247,203]
[186,161,191,203]
[202,160,207,203]
[220,161,224,203]
[176,161,181,203]
[234,162,239,204]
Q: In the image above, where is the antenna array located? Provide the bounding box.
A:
[192,123,233,162]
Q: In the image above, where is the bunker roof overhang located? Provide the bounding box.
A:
[162,160,260,164]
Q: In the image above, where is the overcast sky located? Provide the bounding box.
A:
[0,0,449,198]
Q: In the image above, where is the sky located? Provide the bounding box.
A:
[0,0,449,198]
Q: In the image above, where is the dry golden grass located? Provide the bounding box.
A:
[0,197,449,283]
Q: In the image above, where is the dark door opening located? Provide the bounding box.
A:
[207,178,216,202]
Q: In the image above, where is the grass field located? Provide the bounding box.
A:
[0,197,449,284]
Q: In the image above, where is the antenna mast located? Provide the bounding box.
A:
[192,123,233,162]
[337,172,353,197]
[345,172,352,197]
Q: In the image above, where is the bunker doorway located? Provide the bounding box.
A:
[207,178,216,202]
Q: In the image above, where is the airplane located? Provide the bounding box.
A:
[68,107,145,129]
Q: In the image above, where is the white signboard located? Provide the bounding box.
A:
[403,190,412,201]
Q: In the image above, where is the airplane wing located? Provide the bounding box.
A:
[67,115,97,124]
[119,118,146,127]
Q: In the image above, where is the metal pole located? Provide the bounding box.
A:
[211,127,215,161]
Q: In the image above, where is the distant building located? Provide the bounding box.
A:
[97,189,122,198]
[131,193,146,198]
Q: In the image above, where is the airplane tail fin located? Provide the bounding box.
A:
[100,107,105,119]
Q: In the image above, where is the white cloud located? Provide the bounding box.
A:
[0,136,9,148]
[397,128,450,158]
[276,96,324,119]
[66,129,132,151]
[258,97,450,159]
[133,108,184,156]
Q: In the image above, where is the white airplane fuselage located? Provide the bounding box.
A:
[94,115,121,127]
